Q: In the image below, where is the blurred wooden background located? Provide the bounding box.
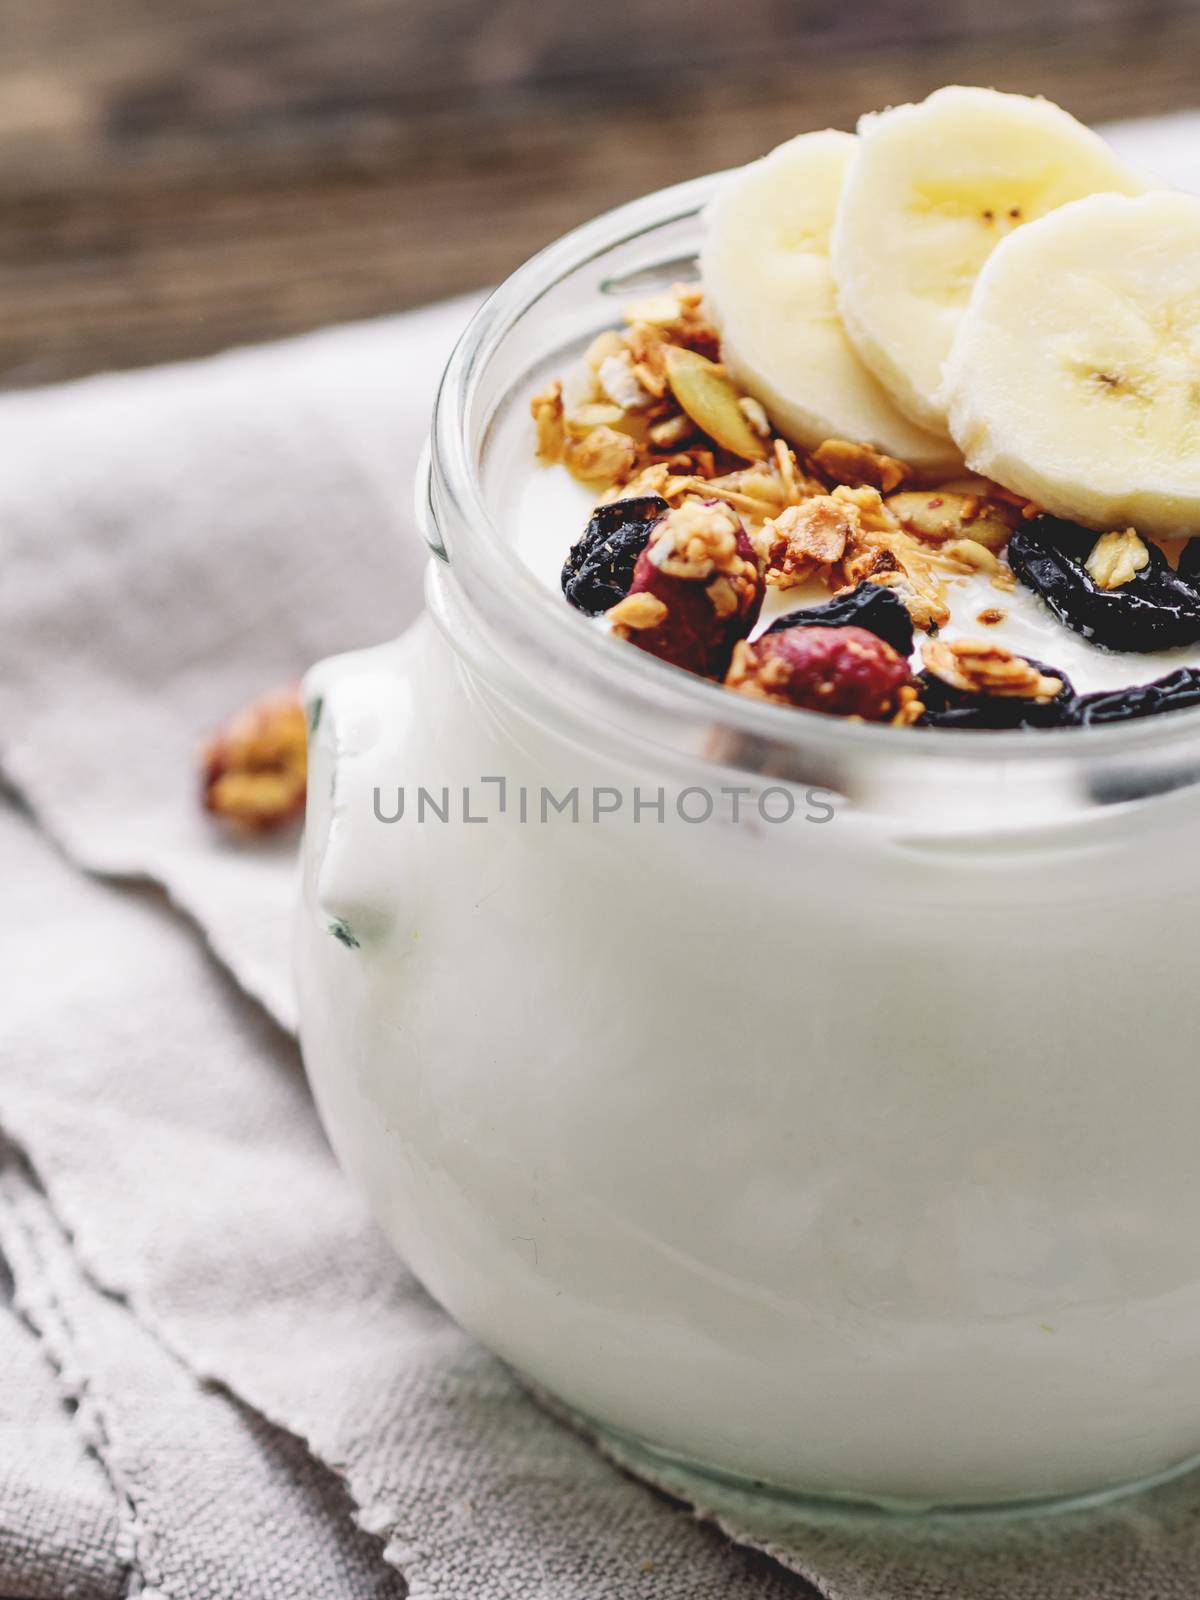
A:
[1,0,1198,384]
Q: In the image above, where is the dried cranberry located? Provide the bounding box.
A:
[612,501,764,679]
[561,495,668,615]
[1009,518,1200,652]
[765,581,914,659]
[726,624,914,721]
[918,657,1076,729]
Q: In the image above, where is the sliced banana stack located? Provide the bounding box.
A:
[944,191,1200,538]
[701,129,959,473]
[830,86,1150,433]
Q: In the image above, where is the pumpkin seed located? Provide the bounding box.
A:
[663,347,768,461]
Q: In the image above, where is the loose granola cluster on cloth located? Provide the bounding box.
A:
[534,283,1068,729]
[202,688,308,830]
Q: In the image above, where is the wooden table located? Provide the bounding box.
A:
[1,0,1198,385]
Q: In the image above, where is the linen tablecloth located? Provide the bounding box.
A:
[3,111,1200,1600]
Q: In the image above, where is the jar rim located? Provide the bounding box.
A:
[428,171,1200,809]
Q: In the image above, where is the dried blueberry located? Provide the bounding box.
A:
[1009,517,1200,652]
[1069,667,1200,726]
[764,581,914,659]
[919,657,1076,730]
[561,495,668,615]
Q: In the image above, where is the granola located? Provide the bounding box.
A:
[563,426,640,487]
[1085,528,1150,591]
[921,638,1063,701]
[531,380,565,465]
[812,439,909,494]
[530,277,1189,732]
[202,689,308,832]
[886,487,1019,552]
[760,497,858,587]
[608,499,764,679]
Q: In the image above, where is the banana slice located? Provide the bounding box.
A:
[700,129,958,473]
[943,190,1200,538]
[831,86,1151,433]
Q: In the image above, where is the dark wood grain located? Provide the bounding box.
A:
[0,0,1198,384]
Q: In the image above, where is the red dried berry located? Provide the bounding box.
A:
[607,500,763,679]
[726,624,914,722]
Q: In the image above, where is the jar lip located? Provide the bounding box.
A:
[430,171,1200,773]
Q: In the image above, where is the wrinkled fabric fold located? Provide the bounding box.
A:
[0,757,807,1599]
[0,1148,405,1600]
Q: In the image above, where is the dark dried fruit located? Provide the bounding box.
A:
[561,495,668,615]
[765,581,914,659]
[1069,667,1200,726]
[1009,517,1200,652]
[610,500,764,679]
[918,657,1075,730]
[726,625,915,721]
[1177,537,1200,587]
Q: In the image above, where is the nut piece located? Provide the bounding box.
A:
[938,537,1007,574]
[726,625,917,722]
[597,350,655,412]
[886,488,1018,552]
[584,329,626,371]
[663,347,769,461]
[1086,528,1150,590]
[564,425,641,487]
[646,498,748,580]
[935,538,1017,592]
[621,292,684,327]
[760,496,859,588]
[813,438,910,494]
[921,638,1063,701]
[607,592,669,630]
[530,380,565,464]
[738,396,772,438]
[866,568,952,632]
[610,500,763,678]
[563,401,627,437]
[624,283,720,353]
[830,483,900,533]
[647,413,695,450]
[838,513,952,632]
[202,688,308,832]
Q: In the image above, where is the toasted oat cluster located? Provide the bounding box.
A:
[535,285,1200,730]
[202,689,307,832]
[1084,528,1150,591]
[921,638,1063,702]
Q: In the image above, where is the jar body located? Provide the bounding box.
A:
[297,602,1200,1511]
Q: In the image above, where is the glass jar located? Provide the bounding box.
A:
[296,175,1200,1514]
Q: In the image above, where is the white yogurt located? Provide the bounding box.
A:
[298,609,1200,1511]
